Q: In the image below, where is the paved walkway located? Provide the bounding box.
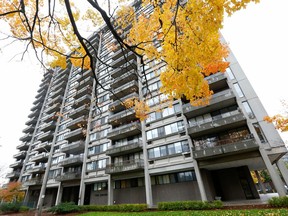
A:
[223,193,279,206]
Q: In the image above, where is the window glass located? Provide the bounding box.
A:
[226,67,235,79]
[242,101,254,118]
[233,83,244,98]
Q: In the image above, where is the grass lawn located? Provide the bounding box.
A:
[79,209,288,216]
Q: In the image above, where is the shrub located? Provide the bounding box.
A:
[268,196,288,208]
[0,202,22,213]
[158,200,223,210]
[81,204,147,212]
[48,202,81,214]
[19,205,30,212]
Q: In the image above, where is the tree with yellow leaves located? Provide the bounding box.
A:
[0,0,259,118]
[264,100,288,132]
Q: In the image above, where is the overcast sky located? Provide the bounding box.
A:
[0,0,287,184]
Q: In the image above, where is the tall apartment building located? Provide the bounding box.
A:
[7,2,288,208]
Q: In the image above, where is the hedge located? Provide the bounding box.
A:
[158,200,223,210]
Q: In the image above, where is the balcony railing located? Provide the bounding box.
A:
[16,142,29,151]
[47,95,63,106]
[42,113,56,123]
[74,86,92,99]
[55,172,81,181]
[33,95,45,105]
[30,152,49,162]
[45,103,61,114]
[109,92,139,113]
[72,95,91,108]
[192,135,259,160]
[107,122,141,140]
[76,77,93,90]
[69,105,90,119]
[23,178,43,186]
[110,52,136,68]
[50,87,65,99]
[60,140,85,154]
[22,125,35,134]
[52,80,66,91]
[110,59,137,78]
[9,160,23,168]
[106,140,142,156]
[58,155,83,167]
[30,102,42,111]
[187,111,246,137]
[111,69,138,89]
[28,109,40,118]
[38,130,54,142]
[183,89,236,118]
[29,164,46,173]
[66,115,87,130]
[110,80,138,100]
[205,72,226,85]
[6,171,20,179]
[25,117,37,126]
[33,141,52,153]
[19,133,33,142]
[53,73,69,85]
[106,159,144,174]
[41,121,57,132]
[75,70,92,81]
[64,128,84,142]
[13,151,26,159]
[108,109,136,126]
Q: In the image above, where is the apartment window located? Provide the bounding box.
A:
[97,94,109,103]
[114,178,144,189]
[146,121,184,141]
[242,101,255,119]
[88,142,109,156]
[56,132,67,142]
[48,169,62,179]
[146,103,181,123]
[253,123,267,143]
[151,171,196,185]
[90,116,108,130]
[148,140,189,159]
[143,80,162,95]
[52,155,64,165]
[90,128,109,142]
[233,83,244,98]
[146,94,169,107]
[87,158,108,171]
[94,182,108,191]
[226,67,235,79]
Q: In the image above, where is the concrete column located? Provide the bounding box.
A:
[193,159,207,201]
[259,148,286,197]
[108,175,113,205]
[276,158,288,186]
[23,187,30,205]
[254,170,266,194]
[55,183,63,205]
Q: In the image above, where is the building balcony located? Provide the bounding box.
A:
[28,109,40,118]
[74,86,92,100]
[52,80,66,92]
[193,135,259,160]
[22,125,35,134]
[64,128,85,142]
[33,141,51,153]
[60,140,85,154]
[16,142,29,151]
[75,70,92,81]
[55,172,82,182]
[30,152,49,163]
[76,77,93,90]
[111,69,138,89]
[108,109,136,126]
[110,59,137,78]
[110,51,136,68]
[50,87,65,99]
[105,159,144,174]
[35,88,47,99]
[106,140,142,156]
[109,92,139,113]
[187,111,246,137]
[19,133,33,142]
[55,67,70,79]
[66,116,87,130]
[41,121,57,132]
[53,73,69,86]
[47,95,63,106]
[183,89,236,119]
[42,113,56,123]
[38,130,54,142]
[23,177,43,186]
[72,95,91,108]
[9,160,23,168]
[30,102,42,111]
[69,104,90,119]
[13,151,26,160]
[45,103,61,114]
[110,80,139,100]
[25,117,37,126]
[111,49,133,61]
[206,72,226,86]
[107,122,141,141]
[29,164,46,174]
[58,155,83,167]
[33,94,45,105]
[6,171,20,179]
